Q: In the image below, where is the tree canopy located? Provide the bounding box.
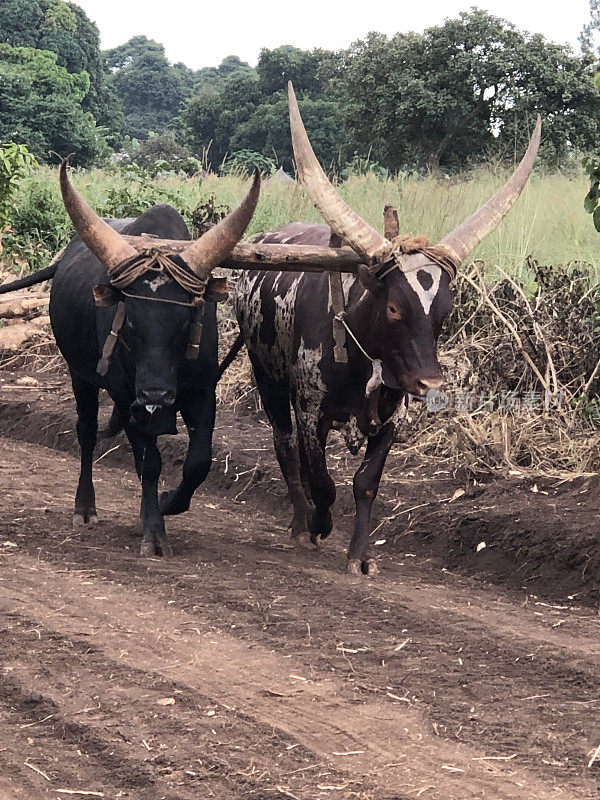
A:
[0,0,123,148]
[1,4,599,172]
[107,38,188,140]
[330,10,600,171]
[0,42,106,166]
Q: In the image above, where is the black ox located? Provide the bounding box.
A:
[0,162,260,556]
[231,84,541,576]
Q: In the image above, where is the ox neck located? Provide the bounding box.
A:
[343,289,380,368]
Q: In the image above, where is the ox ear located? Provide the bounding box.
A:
[357,264,384,297]
[204,277,229,303]
[93,284,121,307]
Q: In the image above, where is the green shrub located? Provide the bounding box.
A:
[124,134,201,176]
[221,149,275,176]
[97,163,187,218]
[10,177,70,246]
[0,142,38,228]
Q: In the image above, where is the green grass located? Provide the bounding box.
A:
[6,164,600,280]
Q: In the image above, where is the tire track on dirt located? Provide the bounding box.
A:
[1,438,600,797]
[0,614,353,800]
[0,551,588,800]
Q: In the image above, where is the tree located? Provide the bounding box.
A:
[229,97,348,171]
[580,0,600,54]
[107,37,189,139]
[0,43,105,166]
[0,0,123,147]
[499,35,600,167]
[179,45,344,171]
[179,88,228,167]
[218,55,251,76]
[0,0,45,48]
[333,9,600,171]
[257,45,332,98]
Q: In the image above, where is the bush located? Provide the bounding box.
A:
[221,149,275,176]
[97,163,186,217]
[124,134,201,176]
[9,177,69,246]
[0,142,38,229]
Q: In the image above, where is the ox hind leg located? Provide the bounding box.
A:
[347,422,395,576]
[254,366,313,539]
[295,411,336,545]
[160,390,216,516]
[71,372,99,527]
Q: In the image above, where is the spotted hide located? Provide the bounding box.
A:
[234,222,452,575]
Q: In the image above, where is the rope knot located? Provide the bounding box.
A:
[389,234,432,255]
[373,234,459,281]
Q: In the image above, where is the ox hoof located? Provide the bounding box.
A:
[72,510,99,527]
[291,530,321,551]
[159,490,189,516]
[309,532,322,550]
[139,540,156,557]
[139,538,173,558]
[158,539,173,558]
[309,510,333,541]
[346,558,378,577]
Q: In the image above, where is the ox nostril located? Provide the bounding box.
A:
[416,375,444,394]
[138,389,175,408]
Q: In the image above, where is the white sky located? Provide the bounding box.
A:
[75,0,591,69]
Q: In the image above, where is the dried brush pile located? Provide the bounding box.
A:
[216,261,600,477]
[215,299,256,408]
[396,260,600,476]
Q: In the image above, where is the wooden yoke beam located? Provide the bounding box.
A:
[121,235,363,274]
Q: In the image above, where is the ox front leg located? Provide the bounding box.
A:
[121,414,169,557]
[71,373,100,527]
[347,423,394,576]
[160,393,215,516]
[138,437,169,557]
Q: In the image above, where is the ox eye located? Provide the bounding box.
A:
[387,302,401,320]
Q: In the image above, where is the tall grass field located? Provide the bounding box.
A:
[3,164,599,281]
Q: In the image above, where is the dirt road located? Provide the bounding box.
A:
[1,375,600,799]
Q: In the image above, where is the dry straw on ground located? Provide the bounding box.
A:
[391,259,600,477]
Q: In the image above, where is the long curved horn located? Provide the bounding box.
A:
[439,116,542,265]
[59,158,138,271]
[181,170,261,278]
[288,82,388,264]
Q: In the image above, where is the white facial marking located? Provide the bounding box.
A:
[145,274,170,293]
[404,264,442,315]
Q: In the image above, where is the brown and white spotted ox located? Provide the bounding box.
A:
[232,83,541,576]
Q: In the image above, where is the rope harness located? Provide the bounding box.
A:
[96,248,208,376]
[373,235,459,281]
[329,236,459,435]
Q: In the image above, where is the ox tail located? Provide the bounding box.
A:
[0,247,65,295]
[218,332,246,380]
